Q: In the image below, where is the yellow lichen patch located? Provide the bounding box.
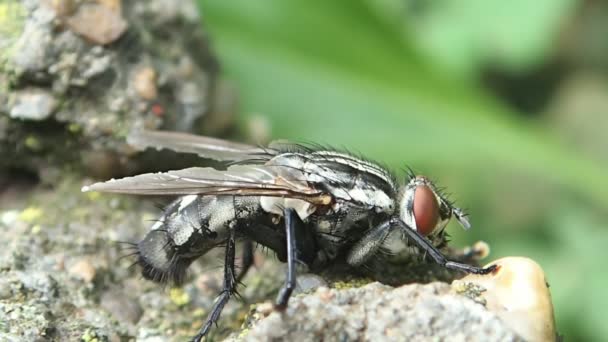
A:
[170,288,191,307]
[68,123,82,133]
[24,135,42,151]
[0,2,25,37]
[30,224,41,234]
[86,191,101,201]
[81,328,100,342]
[19,207,43,223]
[192,307,206,318]
[332,277,373,290]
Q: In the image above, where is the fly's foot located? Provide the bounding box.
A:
[445,261,498,275]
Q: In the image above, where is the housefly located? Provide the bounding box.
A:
[82,130,496,341]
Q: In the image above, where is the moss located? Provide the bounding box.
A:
[452,281,487,306]
[332,277,374,290]
[68,123,82,134]
[0,2,25,37]
[81,328,101,342]
[19,207,43,224]
[169,287,191,307]
[24,135,43,151]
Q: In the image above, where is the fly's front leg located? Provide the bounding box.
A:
[275,208,298,310]
[346,220,393,266]
[192,227,237,342]
[392,218,496,275]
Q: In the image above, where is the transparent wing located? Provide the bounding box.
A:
[127,130,276,162]
[82,164,331,205]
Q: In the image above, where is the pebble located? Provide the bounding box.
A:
[0,277,13,299]
[96,0,122,13]
[455,257,556,342]
[133,67,158,100]
[294,273,328,295]
[65,3,127,45]
[68,259,96,283]
[10,89,57,121]
[100,288,143,324]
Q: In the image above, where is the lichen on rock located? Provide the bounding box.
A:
[0,0,233,180]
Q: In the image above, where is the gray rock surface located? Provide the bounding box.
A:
[0,0,234,180]
[232,282,523,342]
[0,177,525,342]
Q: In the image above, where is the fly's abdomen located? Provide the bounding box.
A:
[136,195,243,285]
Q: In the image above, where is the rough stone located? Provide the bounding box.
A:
[232,282,523,342]
[9,88,57,120]
[0,0,225,178]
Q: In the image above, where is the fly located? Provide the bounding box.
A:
[82,130,496,341]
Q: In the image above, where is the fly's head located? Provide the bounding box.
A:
[135,219,216,286]
[397,175,470,238]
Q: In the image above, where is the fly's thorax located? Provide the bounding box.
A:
[398,176,470,237]
[270,151,397,213]
[303,158,395,214]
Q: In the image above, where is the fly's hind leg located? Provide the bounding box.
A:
[274,208,299,310]
[192,227,237,342]
[236,240,254,283]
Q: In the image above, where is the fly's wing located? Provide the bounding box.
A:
[127,130,276,162]
[81,164,332,205]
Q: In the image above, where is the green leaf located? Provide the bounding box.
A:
[200,0,607,208]
[199,2,607,340]
[399,0,579,76]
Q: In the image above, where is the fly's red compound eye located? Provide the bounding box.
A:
[413,185,439,236]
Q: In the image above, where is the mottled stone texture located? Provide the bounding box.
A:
[231,282,523,342]
[0,0,233,181]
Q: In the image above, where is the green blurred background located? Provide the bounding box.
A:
[198,1,607,340]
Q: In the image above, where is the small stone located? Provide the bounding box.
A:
[10,89,57,121]
[133,67,158,100]
[65,3,127,45]
[1,210,20,226]
[68,259,96,283]
[100,288,143,324]
[96,0,122,13]
[316,286,334,302]
[294,273,327,295]
[49,0,77,17]
[0,278,13,299]
[255,302,274,316]
[456,257,556,342]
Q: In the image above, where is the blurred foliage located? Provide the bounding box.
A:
[399,0,578,77]
[199,0,608,340]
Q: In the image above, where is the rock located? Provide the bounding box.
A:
[0,0,224,177]
[454,257,557,342]
[68,259,97,283]
[100,288,143,324]
[232,282,523,342]
[9,88,57,121]
[132,67,158,101]
[64,2,127,45]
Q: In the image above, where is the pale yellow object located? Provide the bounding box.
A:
[455,257,556,342]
